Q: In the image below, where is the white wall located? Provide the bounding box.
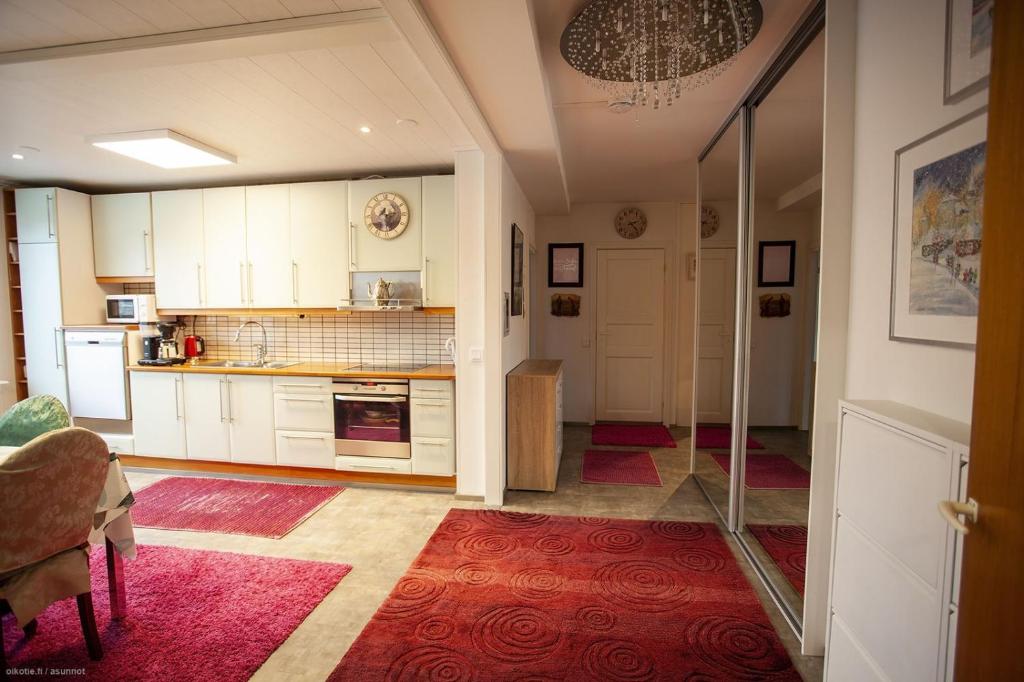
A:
[844,0,986,422]
[532,202,696,426]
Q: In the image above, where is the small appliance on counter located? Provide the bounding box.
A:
[105,294,162,324]
[137,321,186,366]
[184,333,205,359]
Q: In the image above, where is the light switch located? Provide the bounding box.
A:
[470,346,483,362]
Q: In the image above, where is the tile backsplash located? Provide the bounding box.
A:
[178,312,455,366]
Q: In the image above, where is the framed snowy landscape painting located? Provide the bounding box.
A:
[890,107,987,349]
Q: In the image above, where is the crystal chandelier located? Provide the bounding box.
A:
[560,0,763,110]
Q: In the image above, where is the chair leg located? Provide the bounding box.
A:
[23,618,37,638]
[76,593,102,661]
[1,614,7,680]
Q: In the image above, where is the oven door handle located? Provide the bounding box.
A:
[333,394,407,403]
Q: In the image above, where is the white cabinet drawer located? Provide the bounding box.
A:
[411,398,453,438]
[335,454,411,474]
[273,376,332,394]
[274,393,333,431]
[412,437,454,475]
[276,430,334,468]
[411,379,453,399]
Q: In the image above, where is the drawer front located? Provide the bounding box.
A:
[335,454,412,474]
[275,430,334,468]
[411,398,453,438]
[274,393,333,431]
[273,376,332,394]
[412,437,455,476]
[411,379,453,399]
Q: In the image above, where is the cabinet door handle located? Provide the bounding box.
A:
[292,261,299,305]
[219,379,227,422]
[196,263,204,305]
[46,193,54,238]
[226,378,234,422]
[424,257,431,304]
[174,376,182,420]
[279,396,325,403]
[349,463,399,470]
[277,383,324,389]
[414,400,449,407]
[239,262,246,304]
[349,222,358,269]
[248,262,254,304]
[142,230,151,272]
[281,434,327,440]
[939,498,979,534]
[415,441,446,447]
[53,328,62,368]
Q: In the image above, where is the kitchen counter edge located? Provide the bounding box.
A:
[128,362,456,380]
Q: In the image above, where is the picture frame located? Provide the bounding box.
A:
[890,107,987,349]
[757,241,795,287]
[548,242,584,288]
[944,0,992,104]
[511,223,524,316]
[503,292,511,336]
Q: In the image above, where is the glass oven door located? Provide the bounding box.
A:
[333,393,411,458]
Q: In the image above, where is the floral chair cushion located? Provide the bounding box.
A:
[0,395,71,448]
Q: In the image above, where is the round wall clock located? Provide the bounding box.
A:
[615,207,647,239]
[364,192,410,240]
[700,205,720,239]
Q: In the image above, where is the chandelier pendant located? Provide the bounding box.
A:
[560,0,763,110]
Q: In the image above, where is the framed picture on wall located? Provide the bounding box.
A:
[548,242,584,287]
[944,0,993,104]
[757,241,795,287]
[511,223,524,316]
[890,107,986,349]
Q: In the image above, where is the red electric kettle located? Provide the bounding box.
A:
[184,334,205,359]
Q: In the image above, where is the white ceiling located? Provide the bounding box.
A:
[0,2,474,191]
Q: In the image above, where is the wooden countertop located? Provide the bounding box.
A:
[128,361,456,380]
[508,359,562,377]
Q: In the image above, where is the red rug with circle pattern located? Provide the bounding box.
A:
[747,524,808,596]
[329,509,799,680]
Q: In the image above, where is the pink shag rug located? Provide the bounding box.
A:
[580,449,663,487]
[695,426,765,450]
[591,424,677,448]
[1,545,351,680]
[132,476,343,538]
[711,453,811,489]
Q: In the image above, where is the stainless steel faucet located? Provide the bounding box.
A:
[233,320,267,366]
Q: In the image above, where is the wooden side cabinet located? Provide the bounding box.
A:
[507,359,563,492]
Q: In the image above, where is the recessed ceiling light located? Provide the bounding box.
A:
[359,125,372,134]
[88,129,235,169]
[395,118,419,128]
[11,153,24,160]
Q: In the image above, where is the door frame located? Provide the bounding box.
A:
[589,241,676,426]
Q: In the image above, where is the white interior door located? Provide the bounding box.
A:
[696,247,736,424]
[595,248,665,422]
[20,243,68,407]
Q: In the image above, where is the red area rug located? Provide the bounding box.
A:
[330,509,799,680]
[2,545,351,680]
[132,476,343,538]
[581,450,663,487]
[712,453,811,489]
[695,426,765,450]
[591,424,677,448]
[747,525,808,596]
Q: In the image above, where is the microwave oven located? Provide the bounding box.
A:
[106,294,160,324]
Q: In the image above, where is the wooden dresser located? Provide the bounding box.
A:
[507,359,563,491]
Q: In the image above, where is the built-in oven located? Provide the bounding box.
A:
[332,378,410,458]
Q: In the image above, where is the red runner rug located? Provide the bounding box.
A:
[132,476,343,538]
[330,509,799,680]
[591,424,677,448]
[747,525,808,596]
[2,545,351,680]
[695,426,766,450]
[581,449,663,487]
[711,454,811,489]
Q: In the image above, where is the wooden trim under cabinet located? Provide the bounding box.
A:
[97,276,154,284]
[158,307,456,316]
[507,359,564,492]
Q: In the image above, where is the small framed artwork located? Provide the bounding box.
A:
[890,107,986,349]
[511,223,524,316]
[944,0,992,104]
[548,242,584,287]
[503,292,510,336]
[757,241,795,287]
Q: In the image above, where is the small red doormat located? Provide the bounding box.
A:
[132,476,343,538]
[711,454,811,489]
[591,423,677,448]
[581,449,663,487]
[329,509,799,680]
[2,544,351,680]
[747,525,808,596]
[695,425,766,449]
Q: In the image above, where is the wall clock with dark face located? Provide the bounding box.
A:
[364,192,410,239]
[615,206,647,239]
[700,205,720,239]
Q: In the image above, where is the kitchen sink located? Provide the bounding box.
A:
[193,359,300,369]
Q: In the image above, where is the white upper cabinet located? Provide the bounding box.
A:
[421,175,456,307]
[203,187,247,308]
[152,189,205,309]
[348,177,422,272]
[91,192,153,277]
[245,184,292,308]
[16,187,58,244]
[289,181,349,308]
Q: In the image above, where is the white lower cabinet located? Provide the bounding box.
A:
[411,437,454,476]
[410,380,455,476]
[182,374,231,462]
[273,376,333,468]
[130,372,186,459]
[335,454,411,475]
[276,431,334,468]
[227,375,276,464]
[274,392,333,431]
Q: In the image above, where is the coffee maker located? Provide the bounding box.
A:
[158,322,180,360]
[138,321,185,366]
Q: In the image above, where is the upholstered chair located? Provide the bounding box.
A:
[0,425,111,667]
